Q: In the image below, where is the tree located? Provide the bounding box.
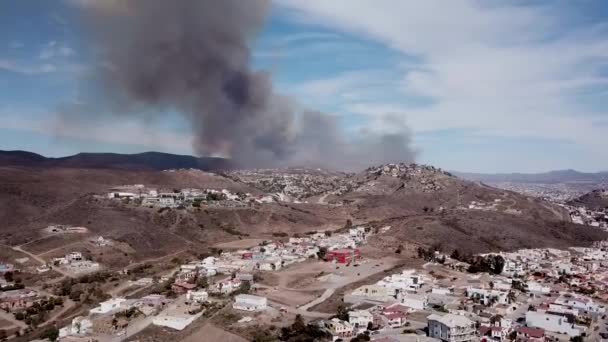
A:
[336,304,349,321]
[351,332,371,342]
[41,326,59,341]
[345,219,353,229]
[197,277,208,289]
[292,314,306,333]
[492,255,505,275]
[450,249,461,260]
[317,246,328,260]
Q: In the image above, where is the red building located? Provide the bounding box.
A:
[325,249,360,264]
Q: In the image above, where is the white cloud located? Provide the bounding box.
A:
[277,0,608,168]
[39,41,75,60]
[0,60,57,75]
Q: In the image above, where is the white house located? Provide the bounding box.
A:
[348,310,373,329]
[398,292,428,310]
[232,294,267,311]
[427,313,476,342]
[525,311,582,337]
[466,287,508,306]
[527,281,551,294]
[555,294,605,314]
[186,290,209,303]
[90,298,128,314]
[377,269,425,294]
[153,314,200,331]
[502,259,524,276]
[59,316,92,338]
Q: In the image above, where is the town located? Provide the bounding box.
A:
[3,219,608,341]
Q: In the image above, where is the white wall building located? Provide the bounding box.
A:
[348,310,373,329]
[525,311,582,337]
[398,293,428,310]
[59,316,92,338]
[527,281,550,294]
[232,294,267,311]
[90,298,127,314]
[186,290,209,303]
[466,287,508,306]
[153,314,200,331]
[427,313,476,342]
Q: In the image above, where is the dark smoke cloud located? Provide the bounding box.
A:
[80,0,415,171]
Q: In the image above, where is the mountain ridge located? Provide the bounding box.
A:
[0,150,231,171]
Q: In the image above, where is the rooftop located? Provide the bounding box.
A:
[427,313,473,328]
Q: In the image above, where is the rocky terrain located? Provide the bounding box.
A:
[225,167,356,201]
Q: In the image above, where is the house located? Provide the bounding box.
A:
[232,294,267,311]
[211,278,242,294]
[515,326,545,341]
[525,310,582,337]
[398,292,428,310]
[349,284,392,300]
[348,310,374,329]
[380,311,407,328]
[59,316,93,338]
[479,325,507,341]
[466,287,508,306]
[134,294,168,308]
[526,281,550,294]
[67,252,83,262]
[325,249,361,264]
[153,314,200,331]
[186,290,209,303]
[90,298,128,314]
[427,313,476,342]
[171,282,197,295]
[377,269,425,294]
[323,318,354,340]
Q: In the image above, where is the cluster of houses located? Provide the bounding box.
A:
[0,289,41,312]
[106,184,280,208]
[55,227,371,340]
[52,252,100,274]
[566,205,608,230]
[170,227,371,296]
[466,199,503,211]
[59,294,174,338]
[329,242,608,341]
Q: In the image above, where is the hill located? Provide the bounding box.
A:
[0,166,348,264]
[328,163,606,253]
[0,150,231,171]
[567,189,608,210]
[0,159,606,266]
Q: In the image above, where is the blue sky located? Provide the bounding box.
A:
[1,1,608,173]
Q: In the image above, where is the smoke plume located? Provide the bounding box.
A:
[81,0,415,170]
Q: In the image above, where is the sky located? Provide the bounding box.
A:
[1,1,608,173]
